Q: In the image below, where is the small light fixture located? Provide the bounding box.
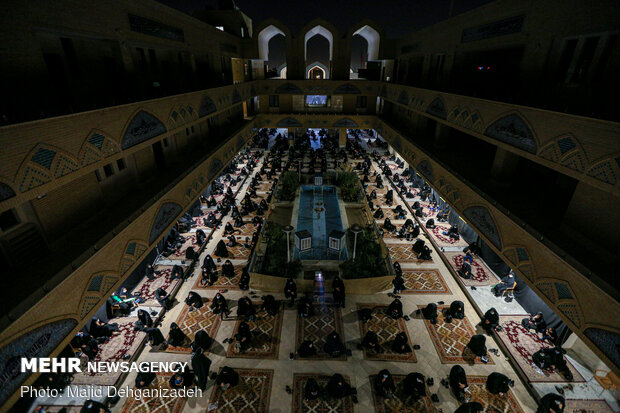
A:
[36,193,47,199]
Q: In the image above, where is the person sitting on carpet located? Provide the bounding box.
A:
[392,273,405,294]
[203,254,216,273]
[80,400,110,413]
[191,330,213,353]
[387,298,404,319]
[170,264,184,280]
[418,245,432,261]
[136,309,153,329]
[541,326,558,346]
[324,331,346,358]
[522,312,547,336]
[297,340,317,358]
[224,222,235,235]
[326,373,357,401]
[191,348,211,391]
[221,260,235,278]
[155,288,171,309]
[237,296,256,321]
[90,318,118,339]
[383,217,396,232]
[238,267,250,290]
[304,378,321,400]
[446,300,465,321]
[201,266,218,287]
[491,273,517,297]
[196,229,207,246]
[135,371,156,388]
[391,332,412,353]
[374,369,396,399]
[458,261,473,280]
[466,334,489,363]
[425,218,435,228]
[226,234,238,247]
[211,292,230,320]
[168,322,186,347]
[419,303,438,324]
[261,295,278,316]
[533,347,573,380]
[412,239,426,255]
[145,263,156,280]
[394,205,407,219]
[480,307,500,333]
[298,296,315,318]
[449,365,468,402]
[185,291,203,311]
[71,332,98,360]
[537,393,565,413]
[373,208,384,219]
[216,366,240,391]
[169,366,193,389]
[385,189,394,206]
[145,327,166,348]
[486,372,513,396]
[444,225,460,240]
[214,239,229,257]
[455,402,484,413]
[402,372,426,403]
[393,261,403,277]
[362,331,381,353]
[234,321,252,352]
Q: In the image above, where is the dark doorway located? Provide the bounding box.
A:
[152,141,166,171]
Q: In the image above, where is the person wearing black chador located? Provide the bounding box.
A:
[202,254,216,273]
[221,260,235,278]
[391,332,412,353]
[237,296,256,321]
[374,369,396,399]
[216,366,240,391]
[168,322,186,346]
[466,334,489,363]
[455,402,484,413]
[537,393,565,413]
[446,300,465,320]
[284,277,297,307]
[420,303,438,324]
[297,340,317,358]
[402,372,426,403]
[326,373,356,399]
[362,331,381,353]
[324,331,346,357]
[332,276,346,308]
[261,295,279,316]
[486,372,512,396]
[214,239,229,257]
[137,309,153,329]
[386,298,403,319]
[185,291,203,310]
[191,349,211,391]
[449,365,468,402]
[304,378,321,400]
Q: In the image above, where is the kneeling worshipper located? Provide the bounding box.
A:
[446,300,465,321]
[481,307,500,332]
[145,327,166,348]
[449,365,469,402]
[537,393,565,413]
[324,331,346,358]
[402,372,426,403]
[297,340,317,358]
[455,402,484,413]
[238,266,250,290]
[458,261,473,280]
[216,366,240,391]
[418,245,432,261]
[419,302,438,324]
[425,218,436,228]
[304,378,321,401]
[326,373,357,401]
[71,332,98,361]
[298,296,315,318]
[90,318,118,339]
[491,273,517,297]
[211,292,230,320]
[135,370,156,389]
[383,217,396,232]
[374,369,396,399]
[224,222,235,235]
[332,275,346,308]
[214,239,229,257]
[221,259,235,278]
[392,272,405,294]
[362,331,382,353]
[373,208,385,219]
[81,400,110,413]
[201,266,218,287]
[237,296,256,321]
[203,254,217,272]
[522,312,547,336]
[191,348,212,391]
[533,347,573,380]
[185,291,204,310]
[192,330,213,353]
[168,322,186,347]
[136,309,153,329]
[169,366,194,389]
[171,264,184,280]
[466,334,489,363]
[196,229,207,246]
[392,332,412,353]
[261,294,279,316]
[155,287,171,309]
[486,372,513,396]
[386,298,404,319]
[234,321,252,352]
[145,263,156,280]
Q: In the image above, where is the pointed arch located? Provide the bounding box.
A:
[121,109,167,150]
[256,20,291,61]
[484,111,537,154]
[79,129,120,167]
[17,144,80,192]
[306,61,329,79]
[349,20,383,61]
[301,19,338,61]
[463,205,502,249]
[149,201,183,244]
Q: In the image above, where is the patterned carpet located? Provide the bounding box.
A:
[119,372,187,413]
[444,252,498,286]
[208,368,273,413]
[215,244,251,259]
[376,207,408,221]
[428,223,469,248]
[463,375,525,413]
[292,373,355,413]
[418,201,438,217]
[400,269,451,294]
[133,266,182,306]
[420,306,494,365]
[295,303,346,360]
[235,222,259,238]
[495,315,585,383]
[226,304,283,359]
[357,304,417,363]
[565,399,615,412]
[168,234,199,259]
[369,374,436,413]
[386,244,433,263]
[194,265,242,290]
[73,317,146,385]
[165,301,222,354]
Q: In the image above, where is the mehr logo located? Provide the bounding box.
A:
[21,358,82,373]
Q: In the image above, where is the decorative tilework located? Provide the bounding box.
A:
[463,206,502,249]
[53,154,79,178]
[426,97,447,119]
[539,143,561,162]
[277,117,302,127]
[88,133,105,149]
[121,110,167,150]
[557,137,577,154]
[125,242,137,256]
[149,202,183,244]
[0,182,16,201]
[19,166,51,192]
[80,295,100,319]
[583,328,620,370]
[535,282,556,303]
[587,160,617,185]
[31,148,56,170]
[334,83,361,94]
[333,118,358,128]
[88,275,104,292]
[516,247,529,262]
[554,282,573,300]
[101,275,118,294]
[275,83,303,94]
[199,95,217,117]
[484,113,537,154]
[561,151,586,172]
[557,303,582,328]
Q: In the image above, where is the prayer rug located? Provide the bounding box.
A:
[464,375,525,413]
[495,315,585,383]
[565,399,614,413]
[133,266,182,306]
[165,301,222,354]
[386,244,433,263]
[420,306,494,365]
[119,372,187,413]
[444,252,499,287]
[208,368,273,413]
[292,373,354,413]
[168,234,200,259]
[73,317,146,385]
[234,222,259,238]
[226,303,283,359]
[400,269,451,294]
[428,223,469,248]
[369,374,436,413]
[215,244,251,260]
[357,304,417,362]
[194,265,242,290]
[418,201,438,217]
[295,303,347,360]
[376,207,406,221]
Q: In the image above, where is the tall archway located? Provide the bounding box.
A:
[306,62,329,79]
[350,24,380,79]
[304,26,333,79]
[257,23,289,79]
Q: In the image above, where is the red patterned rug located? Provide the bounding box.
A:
[387,244,433,263]
[357,304,417,363]
[417,201,438,218]
[194,265,243,290]
[208,368,273,413]
[165,300,222,354]
[420,306,494,365]
[565,399,614,413]
[168,234,200,259]
[73,317,146,385]
[295,303,346,360]
[292,373,354,413]
[428,223,469,248]
[495,315,585,383]
[133,266,182,306]
[119,372,187,413]
[369,374,436,413]
[226,304,283,359]
[444,252,499,286]
[464,375,525,413]
[400,269,451,294]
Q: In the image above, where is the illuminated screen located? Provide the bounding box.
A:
[305,95,328,107]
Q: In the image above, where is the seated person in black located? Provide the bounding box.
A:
[386,298,403,319]
[298,296,315,318]
[481,307,500,332]
[373,208,384,219]
[374,369,396,399]
[383,217,396,232]
[392,273,405,294]
[467,334,489,363]
[425,218,435,229]
[224,222,235,235]
[393,261,403,276]
[459,262,473,279]
[90,318,118,339]
[402,372,426,403]
[145,264,156,280]
[533,348,572,380]
[191,330,213,353]
[412,239,425,255]
[449,364,468,402]
[135,371,156,388]
[446,300,465,320]
[541,327,559,346]
[486,372,512,396]
[421,303,438,324]
[214,239,229,257]
[185,291,203,310]
[155,288,171,309]
[216,366,240,391]
[455,402,484,413]
[537,393,565,413]
[202,254,216,273]
[418,245,432,260]
[71,332,98,360]
[324,331,346,358]
[362,331,381,353]
[261,295,279,316]
[391,332,412,353]
[201,266,218,287]
[168,322,186,347]
[226,235,237,247]
[210,292,229,317]
[297,340,317,358]
[196,229,206,246]
[221,260,235,278]
[234,321,252,352]
[446,225,460,240]
[238,267,250,290]
[169,366,194,389]
[145,327,166,347]
[304,378,321,400]
[81,400,110,413]
[136,309,153,329]
[171,264,184,280]
[522,312,547,336]
[326,373,356,399]
[492,273,517,296]
[237,296,256,321]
